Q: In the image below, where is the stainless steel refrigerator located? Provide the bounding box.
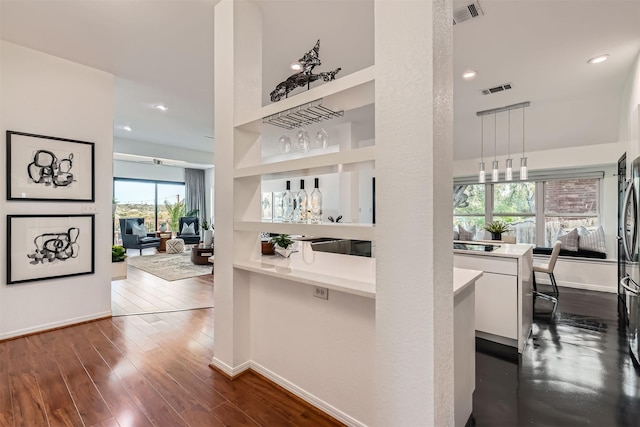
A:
[619,155,640,366]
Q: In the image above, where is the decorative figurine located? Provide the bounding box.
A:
[270,40,341,102]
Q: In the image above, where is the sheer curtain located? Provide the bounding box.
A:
[185,168,206,223]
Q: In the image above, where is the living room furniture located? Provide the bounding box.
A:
[166,238,185,254]
[119,218,161,255]
[177,216,200,245]
[191,244,214,265]
[155,232,172,252]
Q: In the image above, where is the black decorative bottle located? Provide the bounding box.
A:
[295,179,308,223]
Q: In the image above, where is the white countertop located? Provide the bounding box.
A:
[234,242,376,299]
[453,267,483,296]
[453,241,533,259]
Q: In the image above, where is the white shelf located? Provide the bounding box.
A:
[235,66,375,129]
[235,221,375,241]
[233,246,376,299]
[234,146,375,178]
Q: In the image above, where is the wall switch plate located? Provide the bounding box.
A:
[313,286,329,300]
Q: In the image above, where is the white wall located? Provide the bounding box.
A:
[113,159,185,182]
[249,275,375,425]
[0,41,114,339]
[114,137,214,166]
[620,52,640,164]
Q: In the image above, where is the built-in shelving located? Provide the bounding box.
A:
[235,66,375,130]
[235,220,375,241]
[233,246,376,299]
[234,146,375,178]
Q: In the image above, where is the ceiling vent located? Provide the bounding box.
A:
[453,1,484,25]
[481,83,512,95]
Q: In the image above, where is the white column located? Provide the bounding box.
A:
[212,0,262,373]
[375,0,454,425]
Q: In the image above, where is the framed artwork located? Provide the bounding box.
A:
[6,131,95,201]
[7,214,95,284]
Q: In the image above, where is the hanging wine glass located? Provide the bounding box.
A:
[315,127,328,149]
[279,132,291,154]
[297,127,310,153]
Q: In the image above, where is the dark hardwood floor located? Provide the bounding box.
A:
[474,286,640,426]
[112,250,214,316]
[0,308,343,427]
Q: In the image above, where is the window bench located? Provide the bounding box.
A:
[532,247,615,293]
[533,247,606,259]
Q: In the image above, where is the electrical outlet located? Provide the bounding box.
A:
[313,286,329,300]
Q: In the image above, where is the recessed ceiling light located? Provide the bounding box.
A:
[462,70,477,80]
[588,54,609,64]
[154,104,168,111]
[122,126,132,132]
[290,63,302,71]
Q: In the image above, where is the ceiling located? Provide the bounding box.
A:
[1,0,639,163]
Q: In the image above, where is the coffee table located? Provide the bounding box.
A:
[191,244,214,265]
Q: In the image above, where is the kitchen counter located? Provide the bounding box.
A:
[453,241,534,353]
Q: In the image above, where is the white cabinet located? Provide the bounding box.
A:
[453,249,533,352]
[474,272,518,339]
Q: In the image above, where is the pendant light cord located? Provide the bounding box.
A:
[494,112,497,161]
[481,116,484,161]
[508,109,511,159]
[522,107,526,156]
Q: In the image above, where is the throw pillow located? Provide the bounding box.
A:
[458,225,476,241]
[555,228,579,252]
[181,222,196,235]
[577,226,606,254]
[131,222,147,238]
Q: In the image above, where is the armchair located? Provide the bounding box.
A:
[177,216,201,245]
[119,218,161,255]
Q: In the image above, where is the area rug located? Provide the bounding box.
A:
[127,252,212,281]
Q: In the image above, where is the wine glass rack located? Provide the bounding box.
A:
[263,98,344,130]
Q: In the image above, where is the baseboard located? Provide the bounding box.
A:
[535,278,616,294]
[210,357,251,378]
[209,358,364,427]
[249,361,365,427]
[0,311,112,341]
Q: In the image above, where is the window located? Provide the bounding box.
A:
[453,175,601,247]
[543,178,599,246]
[454,184,485,238]
[493,182,536,244]
[113,179,185,244]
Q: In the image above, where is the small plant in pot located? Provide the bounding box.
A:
[271,234,296,258]
[484,221,511,241]
[111,245,128,280]
[112,245,127,263]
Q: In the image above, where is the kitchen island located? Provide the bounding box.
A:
[453,241,534,353]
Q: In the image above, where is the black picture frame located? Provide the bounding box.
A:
[6,130,95,201]
[7,214,95,285]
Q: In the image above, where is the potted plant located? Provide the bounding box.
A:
[201,218,214,246]
[261,232,275,255]
[271,234,296,258]
[111,245,128,280]
[484,221,511,241]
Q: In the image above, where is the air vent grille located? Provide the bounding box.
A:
[481,83,512,96]
[453,1,484,25]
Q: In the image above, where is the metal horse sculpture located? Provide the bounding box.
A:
[270,40,341,102]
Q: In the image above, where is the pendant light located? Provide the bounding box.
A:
[478,116,485,183]
[491,112,499,182]
[520,106,528,180]
[505,109,513,181]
